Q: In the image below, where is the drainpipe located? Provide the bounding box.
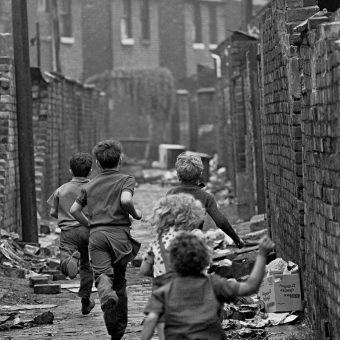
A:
[211,53,222,78]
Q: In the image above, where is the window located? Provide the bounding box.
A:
[121,0,133,40]
[38,0,51,12]
[193,2,202,43]
[59,0,72,37]
[141,0,150,40]
[208,4,217,44]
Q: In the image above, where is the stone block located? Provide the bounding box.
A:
[286,6,320,23]
[249,214,267,232]
[47,258,60,270]
[33,284,61,294]
[286,0,304,8]
[303,0,318,5]
[29,276,49,287]
[52,272,67,281]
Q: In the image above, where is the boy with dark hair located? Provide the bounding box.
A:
[141,232,274,340]
[70,139,142,340]
[47,152,95,315]
[167,152,244,248]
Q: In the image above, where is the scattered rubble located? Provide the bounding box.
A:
[0,311,54,331]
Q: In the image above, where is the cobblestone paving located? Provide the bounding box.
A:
[0,184,168,340]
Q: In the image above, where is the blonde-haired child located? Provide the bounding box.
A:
[140,193,205,339]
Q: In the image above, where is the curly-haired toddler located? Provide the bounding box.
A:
[141,232,274,340]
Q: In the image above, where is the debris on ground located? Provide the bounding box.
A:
[0,311,54,331]
[0,225,65,284]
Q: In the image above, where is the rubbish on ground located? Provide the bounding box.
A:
[33,311,54,325]
[0,311,54,331]
[258,258,302,312]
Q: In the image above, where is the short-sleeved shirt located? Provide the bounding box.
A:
[76,169,135,228]
[142,227,179,277]
[47,177,90,230]
[143,228,205,277]
[144,274,238,340]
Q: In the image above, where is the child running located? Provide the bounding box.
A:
[70,140,141,340]
[140,194,206,339]
[47,152,95,315]
[167,152,244,248]
[141,232,274,340]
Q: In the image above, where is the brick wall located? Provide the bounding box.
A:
[259,0,318,265]
[259,1,340,338]
[300,15,340,338]
[0,34,21,234]
[111,0,160,69]
[31,72,107,219]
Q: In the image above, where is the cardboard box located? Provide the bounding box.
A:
[258,273,302,312]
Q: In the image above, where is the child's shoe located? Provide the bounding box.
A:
[66,251,80,279]
[81,297,95,315]
[102,297,118,335]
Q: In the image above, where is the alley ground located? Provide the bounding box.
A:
[0,184,167,340]
[0,183,313,340]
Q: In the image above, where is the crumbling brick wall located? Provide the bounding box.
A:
[0,34,21,233]
[300,14,340,338]
[259,1,340,337]
[259,0,319,267]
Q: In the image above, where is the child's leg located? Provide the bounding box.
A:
[77,226,95,314]
[157,322,165,340]
[77,226,93,297]
[112,262,128,340]
[89,231,119,335]
[59,229,80,279]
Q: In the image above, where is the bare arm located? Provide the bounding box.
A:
[49,208,58,219]
[70,201,90,227]
[237,236,275,296]
[121,191,142,220]
[141,312,159,340]
[206,199,244,247]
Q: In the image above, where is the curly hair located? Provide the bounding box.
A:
[169,232,211,276]
[175,152,203,182]
[149,194,205,234]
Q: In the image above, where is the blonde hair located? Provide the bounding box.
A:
[150,194,205,235]
[175,152,203,182]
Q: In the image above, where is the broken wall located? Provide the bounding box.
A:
[259,0,340,337]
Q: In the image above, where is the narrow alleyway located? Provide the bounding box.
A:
[0,184,167,340]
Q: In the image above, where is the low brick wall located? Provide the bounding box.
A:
[32,72,108,219]
[0,36,21,234]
